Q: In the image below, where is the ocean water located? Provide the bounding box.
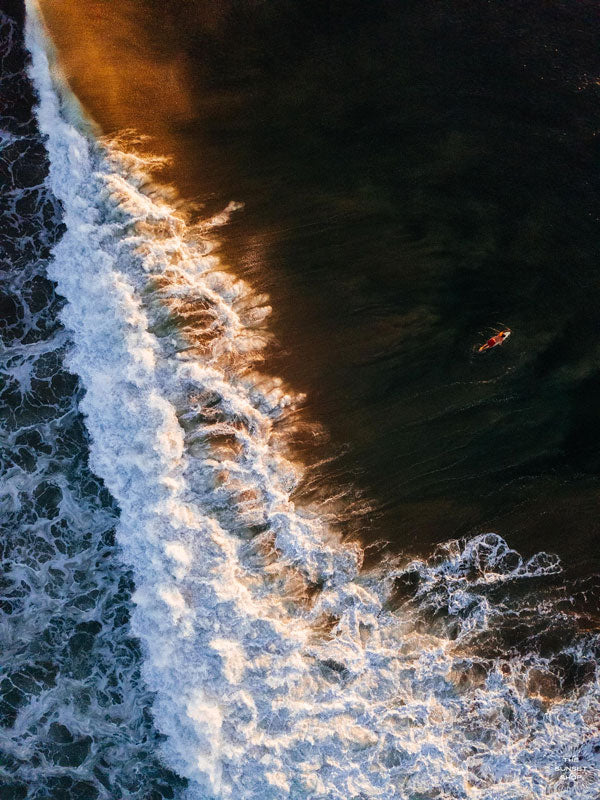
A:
[32,0,600,566]
[1,1,599,798]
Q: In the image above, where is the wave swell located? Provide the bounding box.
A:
[25,4,600,799]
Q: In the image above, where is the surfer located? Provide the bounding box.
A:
[478,328,511,353]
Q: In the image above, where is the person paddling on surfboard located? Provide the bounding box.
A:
[478,328,511,353]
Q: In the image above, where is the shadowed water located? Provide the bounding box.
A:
[36,0,600,574]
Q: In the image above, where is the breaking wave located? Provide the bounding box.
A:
[0,7,186,798]
[15,3,600,798]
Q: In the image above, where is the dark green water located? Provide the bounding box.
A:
[140,0,600,575]
[37,0,600,570]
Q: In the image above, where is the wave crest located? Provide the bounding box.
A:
[26,4,600,798]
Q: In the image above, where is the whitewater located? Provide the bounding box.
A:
[19,3,600,798]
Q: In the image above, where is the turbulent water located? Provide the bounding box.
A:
[0,6,187,798]
[1,2,599,798]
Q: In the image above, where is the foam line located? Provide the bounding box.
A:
[26,4,600,798]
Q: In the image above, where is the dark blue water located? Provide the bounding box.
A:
[0,5,186,797]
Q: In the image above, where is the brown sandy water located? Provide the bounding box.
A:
[37,0,600,577]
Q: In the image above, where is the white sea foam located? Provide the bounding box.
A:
[26,4,600,798]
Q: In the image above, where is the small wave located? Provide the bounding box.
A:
[25,3,600,798]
